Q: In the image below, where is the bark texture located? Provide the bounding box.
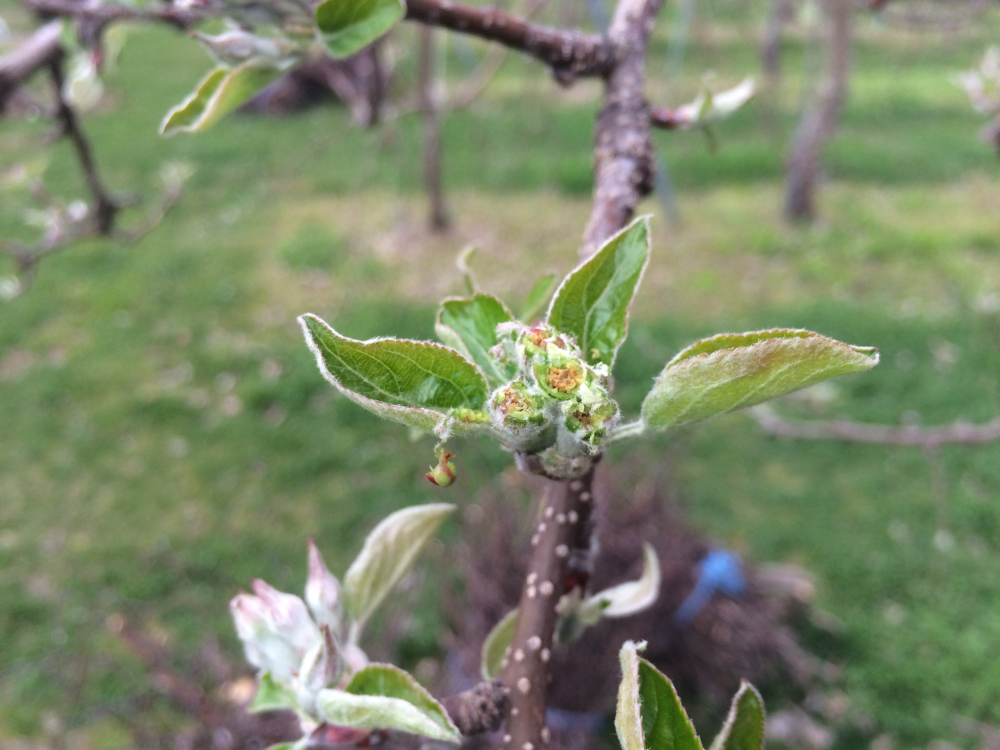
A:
[502,470,597,750]
[581,0,662,260]
[405,0,616,82]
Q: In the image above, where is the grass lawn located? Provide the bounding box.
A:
[2,2,1000,747]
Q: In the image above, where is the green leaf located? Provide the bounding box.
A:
[160,63,282,136]
[249,672,298,713]
[641,329,879,429]
[547,216,650,367]
[344,503,455,627]
[299,313,488,432]
[317,688,460,742]
[520,272,558,323]
[480,608,518,680]
[709,681,766,750]
[265,742,307,750]
[342,663,460,741]
[616,641,703,750]
[435,294,514,385]
[315,0,404,59]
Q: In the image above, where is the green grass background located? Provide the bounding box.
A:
[2,1,1000,747]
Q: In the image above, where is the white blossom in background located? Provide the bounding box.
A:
[229,506,458,748]
[64,51,104,112]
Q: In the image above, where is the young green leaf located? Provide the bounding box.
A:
[160,64,282,136]
[547,216,650,367]
[316,689,460,742]
[480,608,518,680]
[520,272,558,323]
[456,246,479,294]
[343,664,460,741]
[315,0,405,59]
[435,294,514,385]
[588,542,660,618]
[641,329,879,429]
[249,672,298,713]
[709,681,766,750]
[299,313,489,431]
[343,503,455,627]
[616,641,703,750]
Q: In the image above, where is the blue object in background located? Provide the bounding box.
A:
[673,549,747,625]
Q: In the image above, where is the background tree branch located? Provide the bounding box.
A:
[751,404,1000,447]
[404,0,616,82]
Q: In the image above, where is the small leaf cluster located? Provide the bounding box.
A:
[160,0,405,135]
[300,217,879,480]
[231,504,460,747]
[481,543,662,679]
[616,641,765,750]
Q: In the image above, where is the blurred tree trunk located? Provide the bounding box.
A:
[243,44,387,125]
[417,25,450,232]
[783,0,853,223]
[758,0,795,135]
[760,0,794,88]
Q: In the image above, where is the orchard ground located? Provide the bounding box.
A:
[2,3,1000,748]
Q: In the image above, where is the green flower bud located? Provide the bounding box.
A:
[452,407,490,424]
[425,450,457,487]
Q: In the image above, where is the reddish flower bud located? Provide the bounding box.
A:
[425,450,457,487]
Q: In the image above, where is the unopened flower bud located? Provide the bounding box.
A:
[230,592,300,680]
[305,540,343,631]
[300,624,343,696]
[426,450,457,487]
[251,579,322,656]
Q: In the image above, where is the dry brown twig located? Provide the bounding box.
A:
[750,404,1000,447]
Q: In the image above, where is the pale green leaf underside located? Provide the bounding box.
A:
[616,641,646,750]
[480,608,519,680]
[160,64,281,136]
[547,216,650,367]
[346,664,460,741]
[591,542,660,618]
[300,314,488,420]
[249,672,298,713]
[617,642,704,750]
[316,0,404,59]
[343,503,455,626]
[641,329,879,428]
[316,689,459,743]
[709,681,766,750]
[435,294,514,385]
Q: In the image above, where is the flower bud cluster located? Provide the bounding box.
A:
[229,540,367,721]
[487,324,619,474]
